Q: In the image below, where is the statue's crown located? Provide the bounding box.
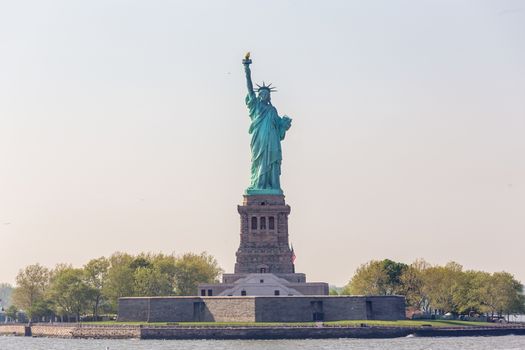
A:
[255,82,277,93]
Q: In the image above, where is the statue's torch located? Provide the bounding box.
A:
[242,52,252,65]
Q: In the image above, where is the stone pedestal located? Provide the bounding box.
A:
[234,195,295,274]
[197,193,329,297]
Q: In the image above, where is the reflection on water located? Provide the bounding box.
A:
[2,335,525,350]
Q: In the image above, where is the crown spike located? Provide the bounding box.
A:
[255,81,277,93]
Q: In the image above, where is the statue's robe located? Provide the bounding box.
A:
[246,93,291,191]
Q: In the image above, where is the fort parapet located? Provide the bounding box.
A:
[118,295,405,323]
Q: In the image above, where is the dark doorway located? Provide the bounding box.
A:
[311,301,324,321]
[313,312,324,321]
[193,302,204,322]
[366,300,373,320]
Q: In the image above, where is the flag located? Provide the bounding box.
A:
[291,244,296,264]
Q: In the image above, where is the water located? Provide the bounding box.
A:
[2,336,525,350]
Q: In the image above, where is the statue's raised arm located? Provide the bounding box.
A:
[242,52,255,96]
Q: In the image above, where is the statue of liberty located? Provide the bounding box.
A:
[242,52,292,195]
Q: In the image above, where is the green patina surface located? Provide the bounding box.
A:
[242,54,291,196]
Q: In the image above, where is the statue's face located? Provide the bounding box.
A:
[258,89,271,102]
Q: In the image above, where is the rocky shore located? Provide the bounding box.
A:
[2,323,525,340]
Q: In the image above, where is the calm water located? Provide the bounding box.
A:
[2,336,525,350]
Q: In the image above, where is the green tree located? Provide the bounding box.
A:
[29,298,55,320]
[329,286,341,295]
[342,259,407,296]
[421,261,464,314]
[341,258,525,317]
[130,253,179,296]
[456,271,525,317]
[173,252,222,295]
[48,267,96,321]
[129,256,152,270]
[342,260,388,295]
[6,305,18,321]
[507,288,525,316]
[6,251,226,316]
[150,253,178,277]
[83,257,110,319]
[452,270,489,315]
[102,253,135,312]
[400,258,431,311]
[12,264,50,318]
[381,259,408,295]
[133,267,173,297]
[491,272,525,316]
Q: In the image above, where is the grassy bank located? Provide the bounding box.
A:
[84,320,495,328]
[325,320,493,327]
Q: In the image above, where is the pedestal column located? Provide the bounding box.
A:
[234,195,295,274]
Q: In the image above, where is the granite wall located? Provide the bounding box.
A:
[31,324,76,337]
[118,297,257,322]
[3,323,525,340]
[0,324,26,336]
[118,295,405,322]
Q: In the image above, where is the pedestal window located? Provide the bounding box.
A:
[269,216,275,230]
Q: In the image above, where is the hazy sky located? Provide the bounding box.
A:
[1,1,524,287]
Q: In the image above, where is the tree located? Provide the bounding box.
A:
[101,252,221,309]
[381,259,408,295]
[341,258,525,317]
[421,261,464,314]
[129,256,151,270]
[173,252,222,295]
[83,257,110,319]
[149,253,178,277]
[133,253,178,296]
[133,267,173,297]
[12,264,50,318]
[453,270,490,315]
[29,298,55,321]
[329,285,341,295]
[454,271,525,317]
[491,272,525,316]
[343,260,388,295]
[6,305,18,321]
[400,259,431,311]
[7,251,226,319]
[342,259,407,296]
[128,253,177,296]
[48,267,96,321]
[102,253,135,312]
